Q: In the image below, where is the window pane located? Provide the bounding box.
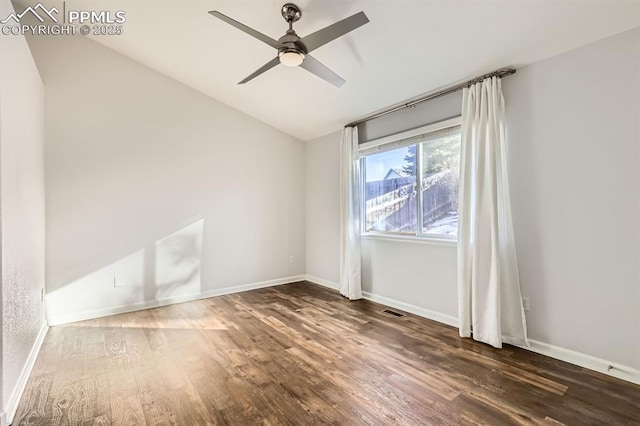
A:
[364,146,417,233]
[421,133,460,236]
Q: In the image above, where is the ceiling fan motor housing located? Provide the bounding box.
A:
[278,31,307,55]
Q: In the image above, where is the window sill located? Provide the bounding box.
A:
[361,233,457,247]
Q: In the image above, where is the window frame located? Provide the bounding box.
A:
[359,116,462,243]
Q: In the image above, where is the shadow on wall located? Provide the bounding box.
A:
[46,218,205,323]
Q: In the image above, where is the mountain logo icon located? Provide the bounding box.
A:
[1,3,59,24]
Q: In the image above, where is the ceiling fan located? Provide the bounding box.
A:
[208,4,369,87]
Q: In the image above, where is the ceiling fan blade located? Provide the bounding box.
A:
[209,11,281,49]
[299,55,345,87]
[238,57,280,84]
[301,11,369,53]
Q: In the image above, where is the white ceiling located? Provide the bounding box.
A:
[41,0,640,140]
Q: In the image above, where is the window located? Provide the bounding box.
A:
[361,120,461,239]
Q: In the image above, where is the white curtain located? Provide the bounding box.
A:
[457,77,528,348]
[339,126,363,300]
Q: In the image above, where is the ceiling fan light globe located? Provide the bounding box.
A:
[279,50,304,67]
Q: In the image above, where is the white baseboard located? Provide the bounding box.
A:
[199,275,304,298]
[521,339,640,386]
[47,275,306,326]
[3,322,49,426]
[305,274,340,291]
[304,275,640,386]
[305,275,458,327]
[361,291,459,328]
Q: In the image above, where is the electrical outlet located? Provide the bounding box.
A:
[521,296,530,312]
[289,255,295,264]
[113,277,124,288]
[41,288,45,302]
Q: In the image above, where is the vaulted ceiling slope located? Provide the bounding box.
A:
[29,1,640,141]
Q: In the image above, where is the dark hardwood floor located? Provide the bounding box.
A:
[13,282,640,425]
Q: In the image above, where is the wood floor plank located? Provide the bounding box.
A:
[13,281,640,425]
[124,329,178,425]
[12,373,54,426]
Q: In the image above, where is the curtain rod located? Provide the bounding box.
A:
[345,67,516,128]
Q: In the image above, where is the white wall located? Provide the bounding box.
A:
[305,131,341,283]
[305,27,640,373]
[26,33,306,324]
[361,237,457,322]
[0,0,47,422]
[504,26,640,370]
